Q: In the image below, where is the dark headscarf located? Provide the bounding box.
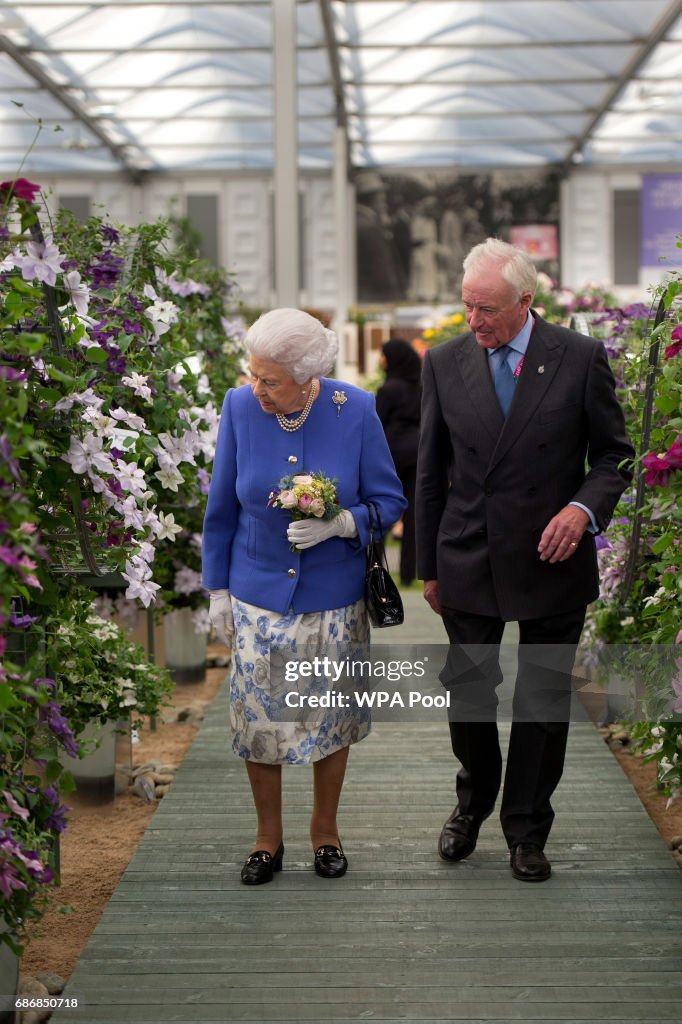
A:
[382,339,422,383]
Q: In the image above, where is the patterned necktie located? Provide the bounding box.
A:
[490,346,515,416]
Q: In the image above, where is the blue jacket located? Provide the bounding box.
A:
[202,377,407,614]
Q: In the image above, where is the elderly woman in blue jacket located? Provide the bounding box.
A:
[203,308,406,885]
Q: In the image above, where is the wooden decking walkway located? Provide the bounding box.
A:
[60,592,682,1023]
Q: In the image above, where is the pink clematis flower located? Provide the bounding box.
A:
[641,450,672,488]
[2,791,30,821]
[0,861,28,900]
[0,177,41,202]
[665,324,682,361]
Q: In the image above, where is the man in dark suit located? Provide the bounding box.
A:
[416,238,633,882]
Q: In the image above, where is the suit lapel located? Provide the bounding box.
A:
[487,317,566,473]
[454,333,505,442]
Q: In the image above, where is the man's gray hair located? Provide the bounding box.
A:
[463,238,537,300]
[245,308,338,383]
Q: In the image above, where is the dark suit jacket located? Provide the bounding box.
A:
[416,312,634,621]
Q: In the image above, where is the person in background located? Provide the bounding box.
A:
[417,238,633,883]
[375,338,422,586]
[203,308,406,885]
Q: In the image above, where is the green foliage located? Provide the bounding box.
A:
[583,259,682,801]
[0,175,246,951]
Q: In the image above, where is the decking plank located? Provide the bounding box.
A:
[57,594,682,1023]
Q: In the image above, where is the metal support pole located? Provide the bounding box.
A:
[273,0,299,306]
[333,125,352,376]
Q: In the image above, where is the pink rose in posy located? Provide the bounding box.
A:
[277,489,297,509]
[297,492,313,511]
[0,177,41,203]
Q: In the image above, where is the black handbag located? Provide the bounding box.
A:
[364,501,404,628]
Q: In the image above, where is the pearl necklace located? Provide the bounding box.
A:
[275,379,319,432]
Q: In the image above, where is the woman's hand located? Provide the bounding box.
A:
[208,589,234,644]
[287,510,357,550]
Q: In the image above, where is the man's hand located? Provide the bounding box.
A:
[538,505,589,563]
[423,579,441,614]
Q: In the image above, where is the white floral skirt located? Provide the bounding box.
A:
[229,597,371,765]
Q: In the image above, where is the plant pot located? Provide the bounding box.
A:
[163,607,208,683]
[0,931,19,1024]
[59,718,131,803]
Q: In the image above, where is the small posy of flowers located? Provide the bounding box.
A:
[267,471,341,550]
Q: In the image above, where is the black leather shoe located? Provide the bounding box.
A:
[314,844,348,878]
[510,842,551,882]
[240,842,284,885]
[438,808,482,861]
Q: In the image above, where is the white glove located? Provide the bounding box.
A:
[287,510,357,550]
[208,589,234,644]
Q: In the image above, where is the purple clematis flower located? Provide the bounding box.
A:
[38,701,79,758]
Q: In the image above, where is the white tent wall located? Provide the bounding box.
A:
[560,165,682,298]
[36,173,340,311]
[31,164,680,312]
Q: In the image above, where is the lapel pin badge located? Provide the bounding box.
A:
[332,390,347,417]
[538,365,545,374]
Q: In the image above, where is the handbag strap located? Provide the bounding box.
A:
[364,501,390,571]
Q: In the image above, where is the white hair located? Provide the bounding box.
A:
[245,308,338,383]
[463,238,537,300]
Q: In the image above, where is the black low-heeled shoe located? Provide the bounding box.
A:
[314,844,348,879]
[240,841,284,885]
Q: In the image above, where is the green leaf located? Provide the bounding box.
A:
[16,387,28,418]
[655,394,679,415]
[651,533,673,554]
[20,208,38,233]
[59,770,77,796]
[3,289,26,314]
[0,682,18,710]
[84,346,109,364]
[44,759,63,784]
[46,365,76,385]
[35,386,62,403]
[10,277,42,297]
[663,280,682,306]
[17,332,48,354]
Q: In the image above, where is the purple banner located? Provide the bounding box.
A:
[641,174,682,268]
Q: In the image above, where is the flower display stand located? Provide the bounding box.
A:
[0,934,19,1024]
[59,719,131,803]
[163,607,207,683]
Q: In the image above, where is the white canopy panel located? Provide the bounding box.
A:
[0,0,681,177]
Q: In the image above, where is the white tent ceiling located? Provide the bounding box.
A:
[1,0,682,180]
